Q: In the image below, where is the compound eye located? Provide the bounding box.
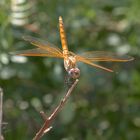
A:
[68,69,74,76]
[68,68,80,79]
[74,72,78,75]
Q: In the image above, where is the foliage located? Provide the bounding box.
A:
[0,0,139,140]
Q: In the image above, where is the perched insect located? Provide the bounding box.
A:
[12,16,134,79]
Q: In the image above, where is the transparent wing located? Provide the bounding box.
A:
[69,52,114,72]
[77,51,134,62]
[11,48,64,58]
[11,36,64,58]
[23,36,63,55]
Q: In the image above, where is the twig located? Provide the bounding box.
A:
[33,79,79,140]
[0,88,4,140]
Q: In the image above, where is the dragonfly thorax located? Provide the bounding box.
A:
[64,56,76,71]
[64,56,80,79]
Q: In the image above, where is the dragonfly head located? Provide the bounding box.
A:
[68,68,80,79]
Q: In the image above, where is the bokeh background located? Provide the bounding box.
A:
[0,0,139,140]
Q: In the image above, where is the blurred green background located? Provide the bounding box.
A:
[0,0,139,140]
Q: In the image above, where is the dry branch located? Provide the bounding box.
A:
[33,79,79,140]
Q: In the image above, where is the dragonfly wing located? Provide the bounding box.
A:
[11,48,64,58]
[23,36,63,55]
[69,52,114,72]
[77,51,134,62]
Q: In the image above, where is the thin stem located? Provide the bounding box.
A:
[33,79,79,140]
[0,88,4,140]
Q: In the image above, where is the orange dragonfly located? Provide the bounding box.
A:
[12,16,134,79]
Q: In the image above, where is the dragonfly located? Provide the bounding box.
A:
[12,16,134,79]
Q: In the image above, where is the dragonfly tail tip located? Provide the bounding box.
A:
[59,16,62,21]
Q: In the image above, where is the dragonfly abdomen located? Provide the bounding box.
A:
[59,16,69,57]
